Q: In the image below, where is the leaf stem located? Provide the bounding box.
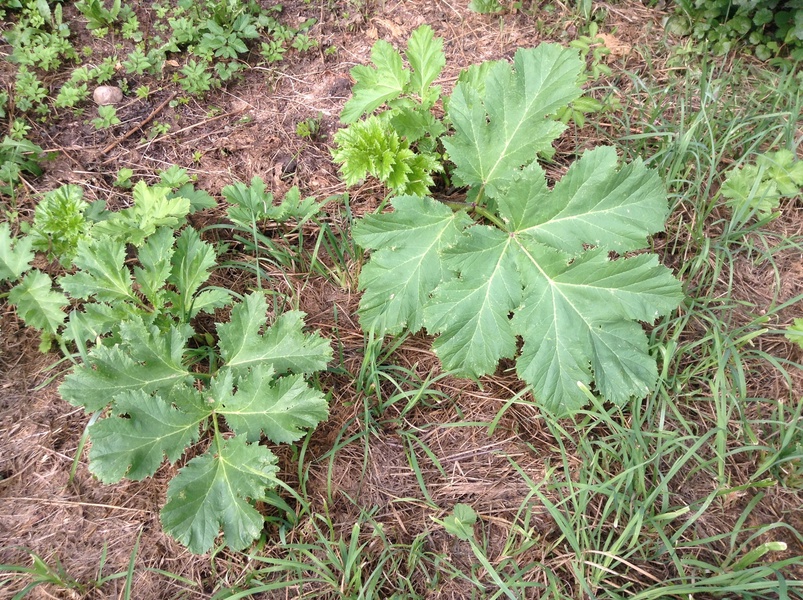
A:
[212,410,223,453]
[443,200,471,211]
[472,205,506,229]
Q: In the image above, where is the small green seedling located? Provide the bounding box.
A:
[114,167,134,189]
[786,318,803,350]
[92,104,121,129]
[721,149,803,221]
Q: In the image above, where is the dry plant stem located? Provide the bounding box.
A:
[100,92,178,157]
[133,109,244,149]
[0,497,149,513]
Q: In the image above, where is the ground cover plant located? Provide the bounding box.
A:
[2,176,333,554]
[1,0,802,598]
[669,0,803,60]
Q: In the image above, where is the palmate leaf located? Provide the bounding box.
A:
[223,176,276,227]
[341,39,409,123]
[358,148,683,413]
[161,435,280,554]
[88,388,207,483]
[353,195,473,336]
[786,318,803,350]
[68,291,331,555]
[28,184,90,266]
[224,179,324,227]
[0,222,34,282]
[423,226,521,374]
[60,238,136,304]
[8,270,67,335]
[219,365,329,444]
[443,44,584,197]
[501,148,669,253]
[218,292,332,376]
[60,317,193,412]
[510,247,681,411]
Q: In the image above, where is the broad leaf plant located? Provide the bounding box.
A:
[1,175,332,553]
[339,27,685,414]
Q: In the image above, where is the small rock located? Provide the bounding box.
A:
[93,86,123,105]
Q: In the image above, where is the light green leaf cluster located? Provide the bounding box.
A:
[332,116,441,196]
[721,149,803,221]
[61,292,332,553]
[1,179,225,351]
[353,44,684,414]
[333,25,446,195]
[60,225,229,343]
[92,181,191,245]
[28,184,91,266]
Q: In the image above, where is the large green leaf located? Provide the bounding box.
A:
[60,238,136,304]
[423,226,520,376]
[511,245,681,412]
[443,44,583,197]
[161,436,279,554]
[8,270,67,335]
[88,388,206,483]
[60,318,193,412]
[219,366,329,444]
[500,147,669,253]
[353,195,473,336]
[0,222,34,282]
[218,292,332,376]
[357,147,683,413]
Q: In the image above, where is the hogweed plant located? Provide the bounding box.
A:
[0,177,333,553]
[338,27,684,414]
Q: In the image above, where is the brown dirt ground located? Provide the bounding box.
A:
[1,1,802,598]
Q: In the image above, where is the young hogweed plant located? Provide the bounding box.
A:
[338,27,685,415]
[331,25,446,195]
[1,175,333,553]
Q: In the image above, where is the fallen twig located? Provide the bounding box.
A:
[133,108,244,149]
[99,91,177,157]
